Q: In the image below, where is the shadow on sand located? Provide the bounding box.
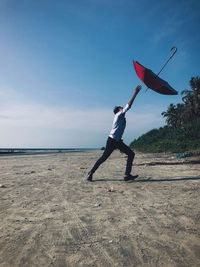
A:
[137,160,200,166]
[93,177,200,183]
[135,177,200,182]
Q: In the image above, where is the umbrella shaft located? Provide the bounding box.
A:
[145,48,177,93]
[157,57,171,76]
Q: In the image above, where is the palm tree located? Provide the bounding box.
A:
[181,76,200,121]
[161,103,177,128]
[162,76,200,128]
[176,103,186,126]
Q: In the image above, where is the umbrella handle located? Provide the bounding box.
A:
[157,46,178,76]
[170,46,177,59]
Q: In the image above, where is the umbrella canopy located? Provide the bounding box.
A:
[133,60,178,95]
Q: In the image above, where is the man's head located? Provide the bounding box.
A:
[113,106,123,114]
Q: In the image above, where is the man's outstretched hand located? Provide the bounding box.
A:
[128,85,142,106]
[135,85,142,94]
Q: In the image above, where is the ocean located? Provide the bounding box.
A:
[0,148,97,155]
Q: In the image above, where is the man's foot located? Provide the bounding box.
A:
[124,174,138,181]
[87,171,93,182]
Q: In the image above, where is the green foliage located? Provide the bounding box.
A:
[130,119,200,152]
[130,76,200,153]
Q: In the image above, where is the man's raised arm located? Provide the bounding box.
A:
[128,85,142,107]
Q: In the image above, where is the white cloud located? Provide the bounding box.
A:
[0,87,165,147]
[0,99,164,132]
[0,103,112,131]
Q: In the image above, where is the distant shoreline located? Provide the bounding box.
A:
[0,148,99,156]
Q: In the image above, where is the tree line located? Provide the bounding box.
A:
[130,76,200,153]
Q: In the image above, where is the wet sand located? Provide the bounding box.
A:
[0,151,200,266]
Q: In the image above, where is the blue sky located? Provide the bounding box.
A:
[0,0,200,148]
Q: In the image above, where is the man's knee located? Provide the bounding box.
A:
[129,150,135,159]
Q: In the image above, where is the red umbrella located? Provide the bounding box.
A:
[133,47,178,95]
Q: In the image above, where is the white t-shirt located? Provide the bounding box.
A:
[109,104,131,141]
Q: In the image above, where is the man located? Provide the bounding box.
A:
[88,85,142,182]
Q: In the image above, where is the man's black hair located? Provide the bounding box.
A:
[113,106,121,114]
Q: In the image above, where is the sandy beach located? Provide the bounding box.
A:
[0,150,200,267]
